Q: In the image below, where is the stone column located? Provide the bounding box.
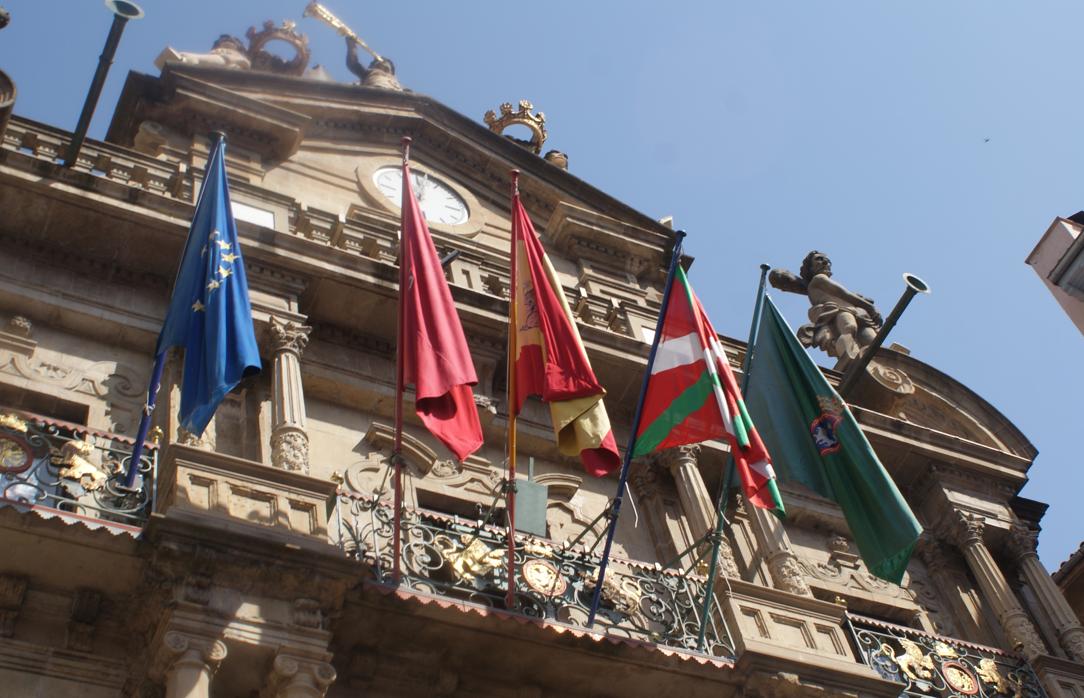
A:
[658,445,740,578]
[264,653,337,698]
[269,317,311,474]
[1008,523,1084,661]
[948,512,1046,658]
[153,631,227,698]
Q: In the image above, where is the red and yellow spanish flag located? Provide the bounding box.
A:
[510,188,621,476]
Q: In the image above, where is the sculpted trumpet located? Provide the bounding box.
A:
[303,1,384,62]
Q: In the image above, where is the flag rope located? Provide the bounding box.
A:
[694,263,771,652]
[504,170,521,609]
[586,230,686,628]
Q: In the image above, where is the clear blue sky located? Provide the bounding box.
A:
[1,1,1081,571]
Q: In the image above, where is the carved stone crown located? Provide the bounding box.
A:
[484,100,548,154]
[246,20,311,76]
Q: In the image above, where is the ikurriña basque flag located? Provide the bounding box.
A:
[156,135,261,435]
[633,265,784,515]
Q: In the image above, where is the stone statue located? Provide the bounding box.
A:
[345,37,402,91]
[155,34,251,71]
[769,251,883,362]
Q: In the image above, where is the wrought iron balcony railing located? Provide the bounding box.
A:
[333,492,735,658]
[846,614,1047,697]
[0,408,157,527]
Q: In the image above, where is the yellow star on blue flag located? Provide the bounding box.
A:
[153,135,261,435]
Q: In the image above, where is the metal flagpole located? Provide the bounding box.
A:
[505,170,521,609]
[121,352,165,489]
[122,131,228,490]
[694,263,771,652]
[392,136,413,585]
[586,229,686,628]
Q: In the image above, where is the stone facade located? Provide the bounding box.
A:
[0,37,1080,698]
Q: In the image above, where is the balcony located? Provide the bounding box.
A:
[332,492,736,659]
[0,408,157,528]
[846,614,1047,697]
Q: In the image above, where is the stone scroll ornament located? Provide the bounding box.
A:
[769,251,883,362]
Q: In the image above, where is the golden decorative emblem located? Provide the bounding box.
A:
[977,658,1022,698]
[57,437,108,492]
[932,641,958,658]
[484,100,548,154]
[522,540,554,558]
[436,535,505,583]
[0,435,31,474]
[522,559,566,596]
[0,412,28,433]
[941,661,979,695]
[895,639,936,682]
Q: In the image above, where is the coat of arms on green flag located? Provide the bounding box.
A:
[744,296,922,584]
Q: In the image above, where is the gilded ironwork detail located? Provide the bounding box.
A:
[847,614,1046,697]
[0,409,156,524]
[335,494,734,657]
[522,559,565,596]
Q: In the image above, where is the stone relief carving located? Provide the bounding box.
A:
[767,551,812,596]
[272,429,310,473]
[7,315,30,337]
[0,348,145,434]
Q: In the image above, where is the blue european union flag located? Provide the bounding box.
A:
[156,135,261,436]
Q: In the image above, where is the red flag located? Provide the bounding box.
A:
[511,190,620,476]
[400,162,484,461]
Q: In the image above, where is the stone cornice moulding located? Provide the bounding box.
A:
[119,68,311,164]
[545,200,671,280]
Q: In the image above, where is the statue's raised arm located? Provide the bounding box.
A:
[769,251,883,363]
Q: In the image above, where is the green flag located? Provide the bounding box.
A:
[744,296,922,584]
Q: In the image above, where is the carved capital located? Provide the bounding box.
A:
[263,653,337,698]
[151,630,228,681]
[628,460,665,499]
[918,539,958,577]
[1006,523,1039,563]
[946,511,986,548]
[767,551,812,596]
[746,671,857,698]
[272,428,310,473]
[654,444,700,476]
[270,317,311,356]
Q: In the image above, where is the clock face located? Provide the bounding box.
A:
[0,435,31,474]
[372,166,470,226]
